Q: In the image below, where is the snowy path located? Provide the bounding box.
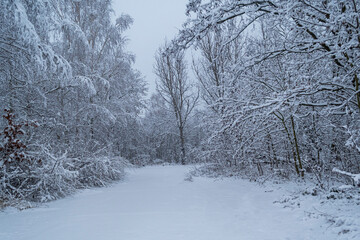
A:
[0,165,341,240]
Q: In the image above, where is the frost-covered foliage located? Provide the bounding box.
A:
[167,0,360,185]
[0,110,128,206]
[0,0,145,206]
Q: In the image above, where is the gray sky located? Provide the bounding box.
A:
[112,0,189,96]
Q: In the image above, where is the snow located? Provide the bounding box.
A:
[0,165,358,240]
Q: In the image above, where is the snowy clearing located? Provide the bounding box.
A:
[0,165,358,240]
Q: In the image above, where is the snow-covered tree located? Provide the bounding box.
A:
[0,0,145,205]
[154,45,199,164]
[171,0,360,179]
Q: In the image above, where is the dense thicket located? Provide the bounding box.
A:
[163,0,360,186]
[0,0,145,205]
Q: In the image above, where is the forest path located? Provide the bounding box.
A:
[0,165,337,240]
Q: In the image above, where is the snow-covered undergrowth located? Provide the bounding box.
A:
[189,163,291,182]
[189,164,360,239]
[0,156,129,209]
[273,185,360,239]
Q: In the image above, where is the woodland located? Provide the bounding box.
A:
[1,0,360,206]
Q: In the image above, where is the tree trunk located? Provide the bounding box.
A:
[274,112,300,176]
[179,126,186,165]
[290,115,304,177]
[355,74,360,110]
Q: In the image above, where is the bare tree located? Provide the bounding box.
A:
[154,46,198,164]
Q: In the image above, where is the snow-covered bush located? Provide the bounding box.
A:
[0,110,74,204]
[29,149,79,202]
[74,156,128,188]
[0,109,129,206]
[130,154,151,166]
[0,109,40,203]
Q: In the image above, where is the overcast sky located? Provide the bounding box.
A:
[112,0,189,96]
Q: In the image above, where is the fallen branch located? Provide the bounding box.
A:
[333,168,360,187]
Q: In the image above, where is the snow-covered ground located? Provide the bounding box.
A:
[0,165,358,240]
